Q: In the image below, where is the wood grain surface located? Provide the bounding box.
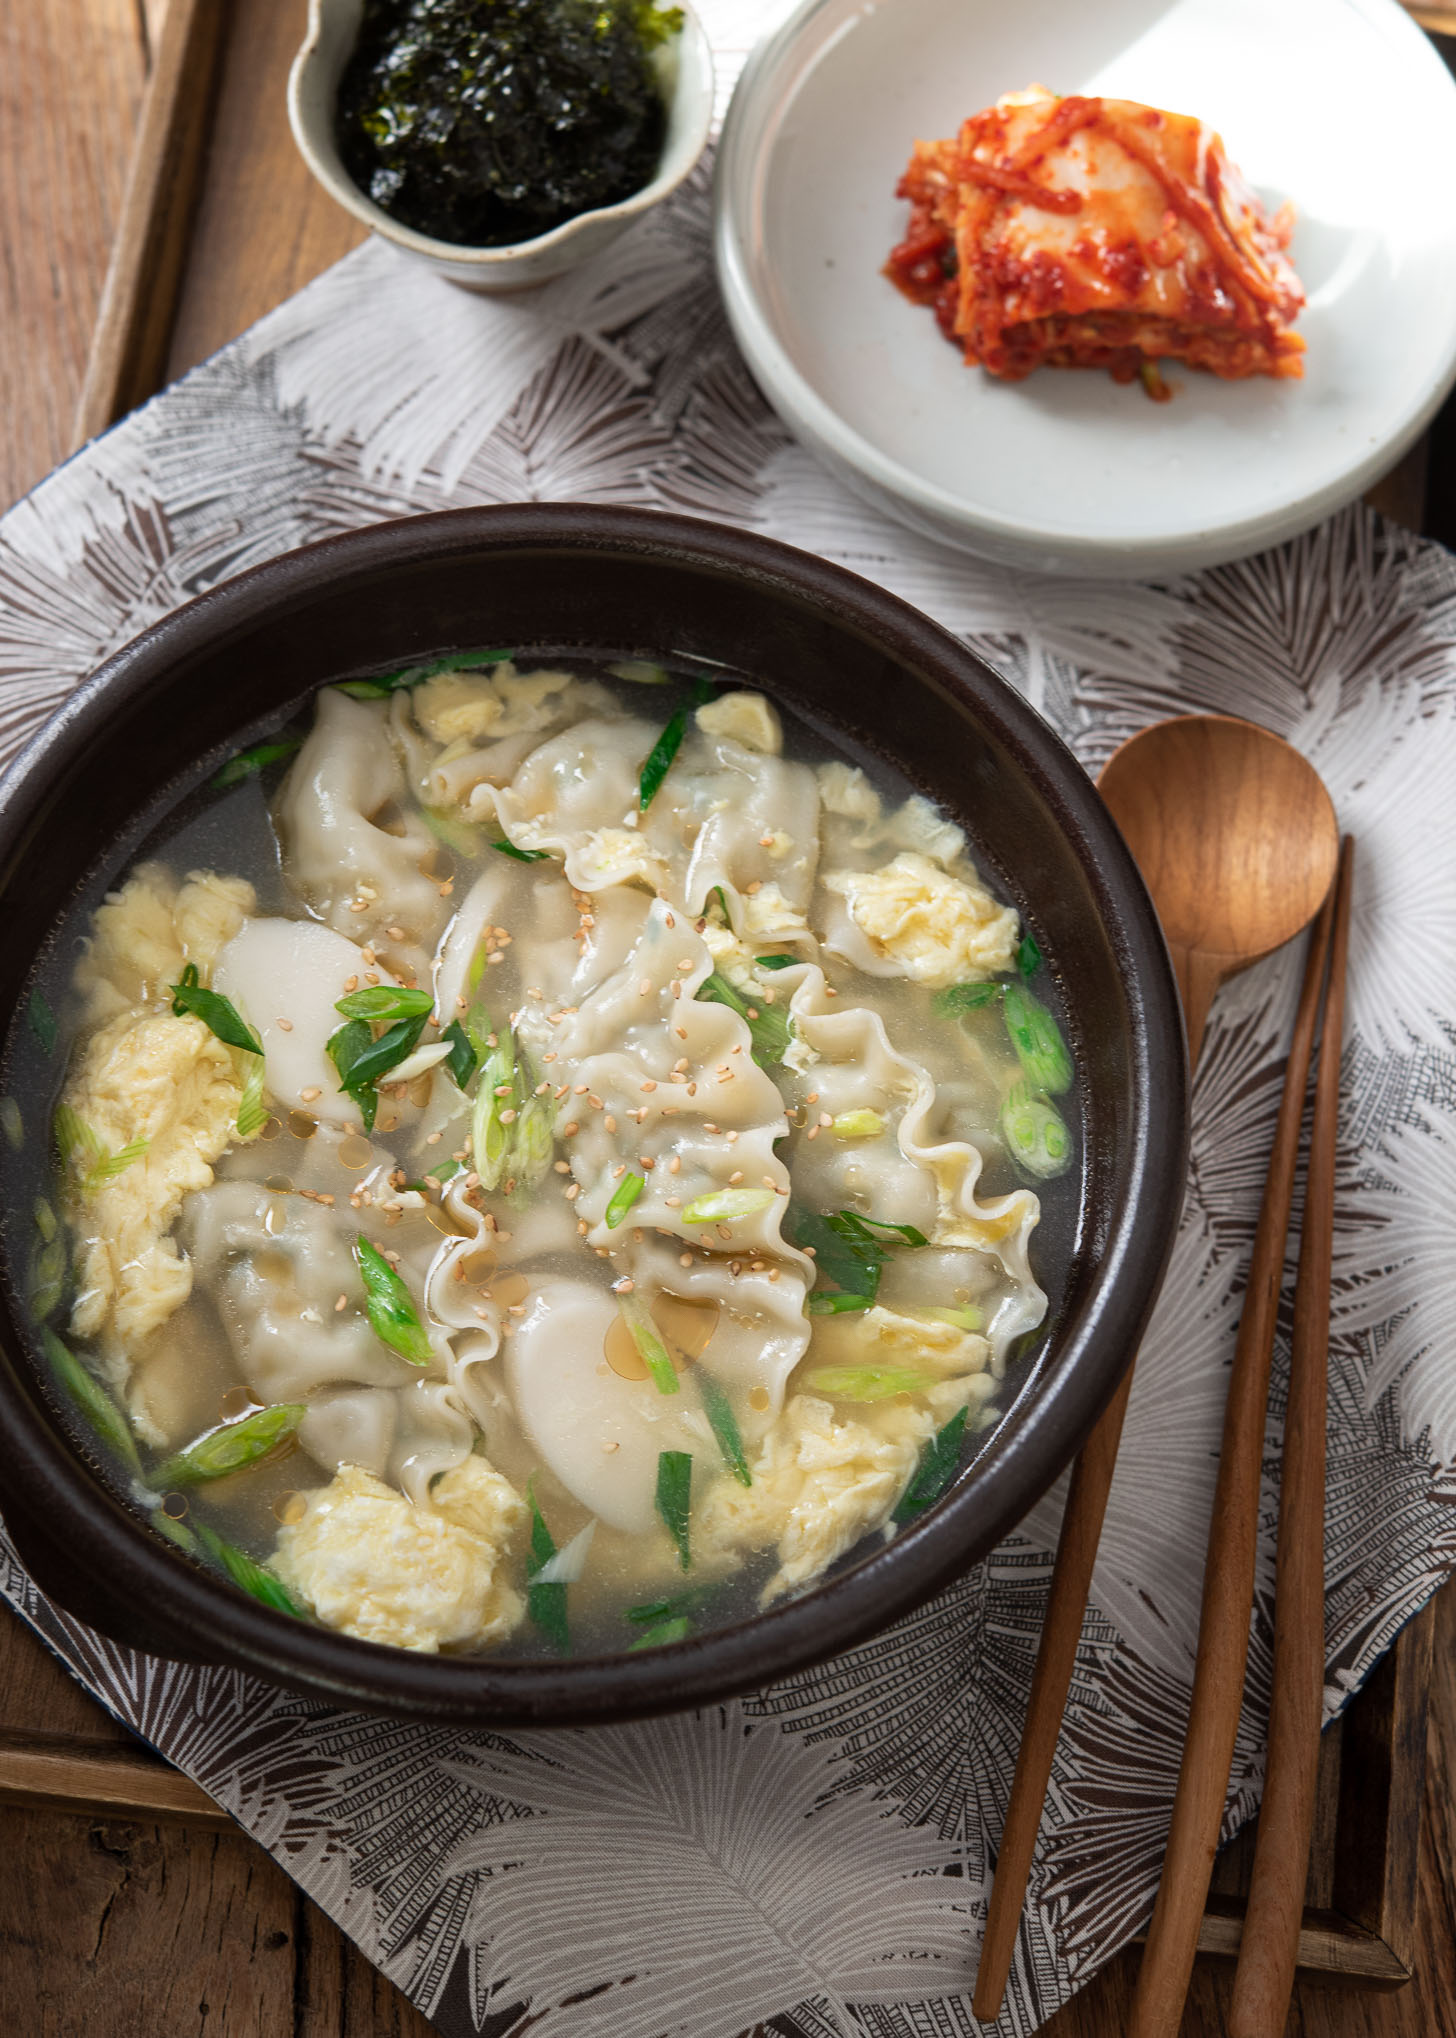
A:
[0,2,1453,2032]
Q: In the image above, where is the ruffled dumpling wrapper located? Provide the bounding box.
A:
[408,665,624,825]
[276,689,447,972]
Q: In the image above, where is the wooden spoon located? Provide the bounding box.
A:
[973,714,1338,2026]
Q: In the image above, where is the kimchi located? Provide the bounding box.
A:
[886,87,1306,395]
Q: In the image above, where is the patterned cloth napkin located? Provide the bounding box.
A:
[3,5,1456,2027]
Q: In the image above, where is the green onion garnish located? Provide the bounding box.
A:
[629,1616,692,1650]
[28,989,57,1054]
[427,1157,463,1186]
[326,1006,429,1130]
[1000,1083,1072,1180]
[212,736,303,788]
[699,1373,752,1486]
[934,981,1000,1018]
[469,1023,554,1196]
[526,1481,569,1652]
[236,1059,268,1139]
[616,1292,679,1395]
[169,964,262,1056]
[681,1186,777,1226]
[194,1520,302,1616]
[609,659,672,685]
[829,1109,885,1140]
[605,1170,646,1227]
[1002,984,1072,1095]
[893,1407,970,1522]
[625,1588,710,1624]
[639,678,714,811]
[804,1365,935,1403]
[156,1403,306,1486]
[43,1327,141,1475]
[440,1018,477,1091]
[334,985,433,1025]
[354,1237,433,1365]
[754,954,799,970]
[805,1291,874,1315]
[656,1450,693,1569]
[491,839,551,862]
[1016,932,1042,978]
[326,1018,377,1131]
[54,1105,150,1196]
[695,970,792,1067]
[1,1097,22,1149]
[918,1304,984,1331]
[789,1204,928,1312]
[337,646,514,699]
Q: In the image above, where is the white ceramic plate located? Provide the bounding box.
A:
[714,0,1456,576]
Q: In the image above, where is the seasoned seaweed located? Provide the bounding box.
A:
[336,0,681,248]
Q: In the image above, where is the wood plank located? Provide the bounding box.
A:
[0,0,146,508]
[0,1801,297,2036]
[0,1738,227,1831]
[0,1605,136,1749]
[73,0,231,448]
[165,0,365,383]
[295,1895,440,2038]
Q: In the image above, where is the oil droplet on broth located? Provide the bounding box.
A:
[749,1386,770,1412]
[337,1134,374,1170]
[272,1490,308,1527]
[265,1174,293,1193]
[258,1116,282,1142]
[603,1314,650,1380]
[651,1294,719,1360]
[161,1492,189,1519]
[487,1270,527,1307]
[288,1111,317,1140]
[422,1200,471,1237]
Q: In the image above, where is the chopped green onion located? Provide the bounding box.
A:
[157,1403,306,1486]
[918,1304,984,1331]
[34,1196,57,1245]
[656,1450,693,1569]
[43,1327,141,1474]
[629,1616,692,1650]
[1000,1083,1072,1180]
[1016,932,1042,978]
[617,1292,679,1395]
[83,1138,149,1190]
[54,1105,150,1197]
[354,1237,433,1365]
[1,1097,22,1149]
[334,985,433,1025]
[894,1407,970,1522]
[194,1520,302,1616]
[850,1213,930,1248]
[805,1365,935,1402]
[339,646,514,698]
[236,1059,268,1139]
[934,981,1000,1019]
[427,1158,463,1186]
[440,1019,477,1091]
[681,1186,777,1226]
[469,1024,554,1196]
[639,678,714,810]
[150,1507,198,1552]
[29,1234,68,1323]
[422,806,484,858]
[805,1291,873,1315]
[169,964,262,1056]
[696,970,792,1067]
[28,990,57,1054]
[829,1110,885,1140]
[699,1373,751,1486]
[605,1170,646,1227]
[212,736,303,788]
[754,954,799,970]
[710,886,731,924]
[491,839,551,862]
[526,1481,569,1652]
[609,659,671,685]
[625,1588,710,1624]
[327,1018,377,1131]
[332,1013,429,1092]
[1002,984,1072,1095]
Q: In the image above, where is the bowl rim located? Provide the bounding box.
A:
[0,503,1188,1725]
[287,0,716,268]
[711,0,1456,575]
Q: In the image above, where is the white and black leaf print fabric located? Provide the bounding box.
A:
[2,18,1456,2027]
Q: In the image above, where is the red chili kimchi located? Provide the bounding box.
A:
[885,87,1306,395]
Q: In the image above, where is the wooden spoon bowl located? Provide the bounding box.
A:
[1098,714,1340,1062]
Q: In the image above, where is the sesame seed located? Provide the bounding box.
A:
[335,1294,348,1312]
[564,1121,580,1137]
[674,1058,689,1073]
[718,1225,733,1241]
[704,1123,720,1134]
[543,1051,557,1063]
[554,1161,571,1175]
[668,1156,682,1174]
[602,1440,620,1453]
[639,1156,655,1170]
[300,1086,321,1102]
[679,1253,694,1268]
[365,971,380,986]
[486,1034,499,1048]
[745,880,762,894]
[573,1083,589,1095]
[564,1184,580,1200]
[348,899,369,914]
[825,987,839,998]
[726,1130,739,1144]
[768,1267,781,1281]
[807,1125,819,1140]
[641,1080,657,1093]
[527,987,544,1000]
[578,1219,590,1234]
[604,1115,617,1133]
[806,1092,819,1104]
[588,1094,604,1110]
[438,880,454,897]
[386,926,406,941]
[276,1017,294,1032]
[762,1175,776,1189]
[672,982,682,999]
[819,1112,834,1128]
[664,1196,681,1207]
[345,976,360,993]
[639,977,653,997]
[729,1170,743,1184]
[535,1080,550,1095]
[759,832,775,848]
[677,959,694,973]
[675,1026,688,1040]
[612,1162,626,1178]
[555,1085,570,1100]
[487,952,505,966]
[361,947,376,963]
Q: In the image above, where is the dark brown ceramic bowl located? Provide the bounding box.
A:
[0,504,1186,1726]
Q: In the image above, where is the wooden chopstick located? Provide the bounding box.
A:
[71,0,228,451]
[1126,872,1341,2037]
[1228,836,1354,2035]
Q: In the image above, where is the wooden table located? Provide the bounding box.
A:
[2,3,1454,2031]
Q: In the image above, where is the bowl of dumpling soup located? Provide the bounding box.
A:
[0,505,1186,1725]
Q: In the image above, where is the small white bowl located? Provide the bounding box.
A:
[289,0,714,292]
[715,0,1456,577]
